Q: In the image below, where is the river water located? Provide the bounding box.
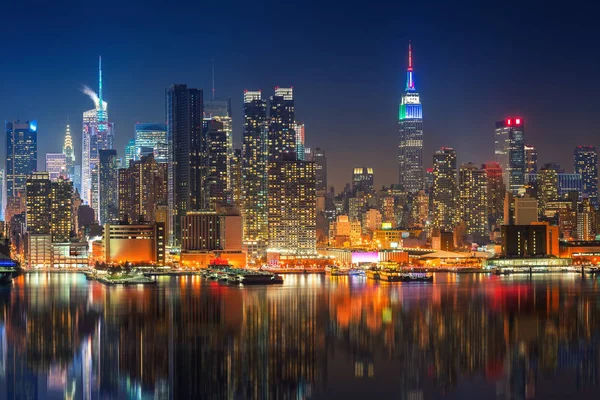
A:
[1,272,600,399]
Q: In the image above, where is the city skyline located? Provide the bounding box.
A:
[3,2,600,192]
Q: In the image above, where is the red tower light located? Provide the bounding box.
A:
[516,118,521,125]
[507,119,512,126]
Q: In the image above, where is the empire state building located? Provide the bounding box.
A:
[398,43,423,193]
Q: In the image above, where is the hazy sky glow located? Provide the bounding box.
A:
[2,1,600,191]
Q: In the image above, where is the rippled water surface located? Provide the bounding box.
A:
[3,272,600,399]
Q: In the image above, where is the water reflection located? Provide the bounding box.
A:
[0,273,599,399]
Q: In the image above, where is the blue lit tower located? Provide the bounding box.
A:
[398,43,424,193]
[574,145,598,206]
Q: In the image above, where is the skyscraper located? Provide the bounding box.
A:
[45,153,67,182]
[574,145,598,206]
[295,123,305,161]
[267,160,316,255]
[352,167,374,194]
[25,172,51,235]
[312,147,327,193]
[495,118,525,194]
[459,163,488,241]
[205,119,229,208]
[538,164,558,214]
[268,87,296,161]
[525,145,537,174]
[0,169,5,221]
[398,43,423,193]
[62,123,75,178]
[5,120,38,197]
[135,123,168,163]
[482,163,505,228]
[81,57,114,210]
[124,138,136,168]
[98,149,119,224]
[432,147,457,230]
[118,153,167,224]
[230,148,243,207]
[166,84,204,244]
[50,177,73,243]
[241,90,268,251]
[204,100,233,196]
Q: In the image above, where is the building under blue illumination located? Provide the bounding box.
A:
[5,120,38,197]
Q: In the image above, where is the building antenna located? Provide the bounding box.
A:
[212,58,216,101]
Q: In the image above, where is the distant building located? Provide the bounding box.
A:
[295,123,305,161]
[6,120,38,197]
[574,146,598,206]
[577,199,596,241]
[515,195,538,225]
[205,119,229,208]
[312,147,327,193]
[459,163,488,242]
[268,87,296,161]
[482,163,505,228]
[495,118,525,194]
[45,153,67,182]
[124,138,136,168]
[98,149,119,225]
[135,123,168,163]
[352,167,374,194]
[432,147,457,230]
[118,154,167,224]
[537,165,558,214]
[62,124,75,179]
[524,145,537,174]
[267,160,316,257]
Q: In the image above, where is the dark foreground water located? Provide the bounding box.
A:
[2,273,600,399]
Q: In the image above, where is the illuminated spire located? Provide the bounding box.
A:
[63,123,74,162]
[97,56,107,130]
[98,55,103,113]
[406,42,415,91]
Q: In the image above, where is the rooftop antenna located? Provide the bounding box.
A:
[212,58,215,101]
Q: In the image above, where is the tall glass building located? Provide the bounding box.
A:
[5,120,38,197]
[495,118,525,194]
[432,147,457,230]
[574,145,598,206]
[398,43,424,193]
[134,123,168,163]
[165,84,204,244]
[268,87,296,161]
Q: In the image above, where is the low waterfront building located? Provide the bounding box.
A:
[96,222,165,266]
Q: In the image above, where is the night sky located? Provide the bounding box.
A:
[2,1,600,192]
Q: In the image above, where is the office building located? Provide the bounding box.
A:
[295,123,305,161]
[118,154,168,224]
[45,153,67,182]
[204,100,233,196]
[50,177,73,243]
[82,57,115,212]
[124,138,136,168]
[459,163,488,241]
[574,146,598,206]
[495,118,525,194]
[312,147,327,192]
[205,119,229,208]
[166,84,204,244]
[230,149,242,207]
[525,145,537,174]
[269,87,296,161]
[5,120,37,196]
[241,90,269,251]
[135,123,168,163]
[72,164,81,194]
[267,160,316,256]
[508,195,538,225]
[432,147,457,230]
[25,172,52,235]
[62,123,75,178]
[577,199,596,241]
[398,43,424,193]
[352,167,374,194]
[482,163,504,227]
[537,165,558,214]
[98,149,119,224]
[0,169,5,221]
